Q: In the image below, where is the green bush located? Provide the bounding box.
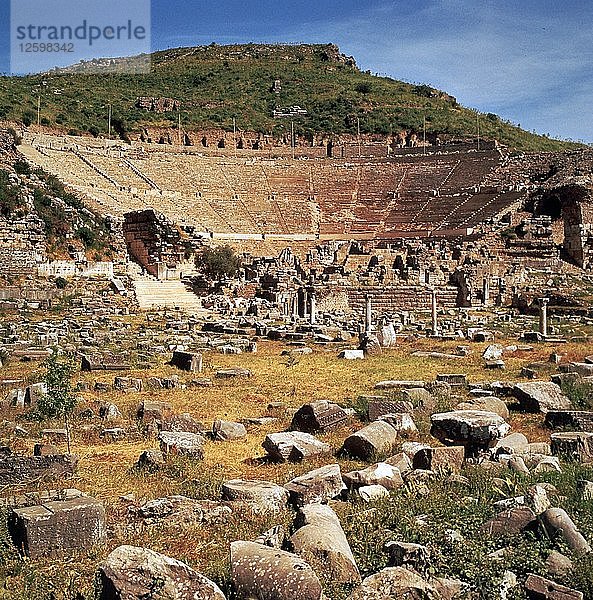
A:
[13,160,31,175]
[197,245,241,280]
[0,169,26,217]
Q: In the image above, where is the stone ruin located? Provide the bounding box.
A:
[123,209,185,279]
[135,97,181,113]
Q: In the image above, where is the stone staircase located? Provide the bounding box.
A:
[131,271,204,312]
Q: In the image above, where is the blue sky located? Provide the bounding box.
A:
[1,0,592,143]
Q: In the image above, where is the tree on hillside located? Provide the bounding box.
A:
[37,350,78,453]
[197,245,241,280]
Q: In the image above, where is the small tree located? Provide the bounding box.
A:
[197,245,241,280]
[38,350,77,453]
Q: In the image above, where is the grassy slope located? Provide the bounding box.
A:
[0,43,582,152]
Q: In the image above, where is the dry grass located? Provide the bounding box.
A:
[0,329,592,598]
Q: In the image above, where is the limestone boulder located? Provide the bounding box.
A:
[291,504,360,585]
[343,462,404,491]
[339,349,365,360]
[136,449,165,470]
[385,541,430,574]
[348,567,440,600]
[481,506,537,536]
[231,541,322,600]
[456,397,509,420]
[158,431,205,459]
[284,463,346,507]
[212,420,247,441]
[342,421,399,461]
[493,433,530,457]
[430,410,510,453]
[402,387,434,409]
[385,452,413,475]
[379,413,418,433]
[359,485,390,502]
[136,496,232,526]
[262,432,331,462]
[359,333,382,356]
[221,480,289,513]
[513,382,571,414]
[161,413,208,435]
[98,545,226,599]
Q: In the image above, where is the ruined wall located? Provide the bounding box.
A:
[37,261,114,278]
[317,285,458,314]
[123,209,184,279]
[0,214,47,278]
[563,193,593,270]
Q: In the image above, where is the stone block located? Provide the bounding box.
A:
[262,432,331,462]
[221,479,289,513]
[551,432,593,463]
[291,400,348,434]
[430,410,510,453]
[9,496,105,558]
[0,454,77,485]
[525,573,583,600]
[231,541,322,600]
[170,351,203,372]
[338,349,364,360]
[158,431,205,459]
[412,446,465,473]
[342,421,398,461]
[284,464,345,507]
[513,382,571,413]
[545,411,593,432]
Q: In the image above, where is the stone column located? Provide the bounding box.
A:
[365,294,372,332]
[482,278,490,305]
[302,289,309,320]
[431,289,438,336]
[309,293,316,325]
[539,297,550,337]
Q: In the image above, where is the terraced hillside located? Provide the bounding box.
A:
[18,134,525,242]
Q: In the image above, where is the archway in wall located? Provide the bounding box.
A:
[534,185,591,268]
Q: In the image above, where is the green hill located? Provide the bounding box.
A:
[0,43,581,151]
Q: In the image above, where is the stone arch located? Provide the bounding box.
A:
[534,184,593,268]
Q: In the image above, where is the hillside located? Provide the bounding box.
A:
[0,43,582,152]
[0,130,115,271]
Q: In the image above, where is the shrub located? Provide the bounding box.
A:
[0,169,25,217]
[77,226,96,249]
[197,245,241,280]
[55,276,68,289]
[37,350,78,452]
[13,160,31,175]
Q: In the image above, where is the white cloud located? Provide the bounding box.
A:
[277,0,593,142]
